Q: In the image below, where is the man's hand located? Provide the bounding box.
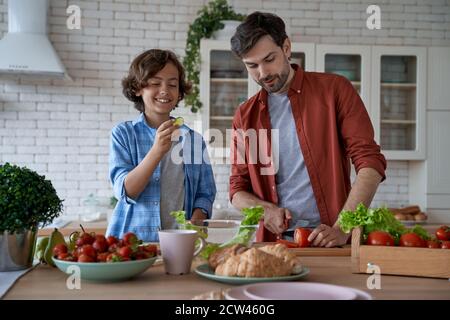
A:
[308,224,350,247]
[264,207,292,236]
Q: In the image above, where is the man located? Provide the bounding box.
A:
[229,12,386,247]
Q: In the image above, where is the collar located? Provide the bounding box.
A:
[257,64,304,108]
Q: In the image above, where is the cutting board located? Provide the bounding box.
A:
[254,242,351,256]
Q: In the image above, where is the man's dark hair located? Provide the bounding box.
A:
[231,11,288,58]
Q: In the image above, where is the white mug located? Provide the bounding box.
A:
[158,229,206,275]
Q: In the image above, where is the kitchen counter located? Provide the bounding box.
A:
[3,256,450,300]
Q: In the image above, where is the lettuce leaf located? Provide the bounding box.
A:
[170,210,207,239]
[338,203,407,242]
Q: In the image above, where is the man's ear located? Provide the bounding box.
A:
[282,38,292,58]
[135,89,142,97]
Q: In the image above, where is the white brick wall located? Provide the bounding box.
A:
[1,0,449,218]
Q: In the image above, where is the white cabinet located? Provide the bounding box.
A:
[315,44,371,110]
[409,47,450,223]
[200,40,428,160]
[427,47,450,111]
[200,39,315,158]
[371,46,427,160]
[199,40,250,158]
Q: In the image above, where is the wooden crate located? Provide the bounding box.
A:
[351,227,450,279]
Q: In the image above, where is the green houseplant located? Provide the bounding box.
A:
[0,162,63,271]
[183,0,245,113]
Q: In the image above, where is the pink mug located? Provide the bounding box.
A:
[158,229,206,275]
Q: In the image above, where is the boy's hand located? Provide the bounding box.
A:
[152,119,179,157]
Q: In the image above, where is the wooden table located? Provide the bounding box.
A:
[4,256,449,300]
[38,220,108,237]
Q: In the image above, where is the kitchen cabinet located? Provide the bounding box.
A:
[200,39,314,159]
[200,41,427,160]
[199,39,249,159]
[421,47,450,223]
[371,46,427,160]
[315,44,371,109]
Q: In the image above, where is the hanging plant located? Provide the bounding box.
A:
[183,0,245,113]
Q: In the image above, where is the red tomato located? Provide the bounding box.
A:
[441,241,450,249]
[135,252,150,260]
[57,252,69,260]
[52,243,68,256]
[399,233,426,247]
[143,244,157,256]
[106,253,122,262]
[95,235,107,243]
[96,252,109,262]
[118,246,132,258]
[426,240,441,249]
[276,239,299,248]
[78,254,95,263]
[366,231,395,246]
[92,240,108,253]
[123,232,138,245]
[80,244,96,258]
[294,228,312,248]
[435,225,450,241]
[106,235,118,247]
[76,232,95,247]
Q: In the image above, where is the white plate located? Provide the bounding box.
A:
[225,283,372,300]
[244,282,357,300]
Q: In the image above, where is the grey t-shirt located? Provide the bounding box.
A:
[160,142,185,230]
[268,92,321,229]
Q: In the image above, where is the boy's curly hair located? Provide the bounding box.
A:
[122,49,192,112]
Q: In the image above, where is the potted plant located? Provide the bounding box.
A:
[0,162,63,271]
[183,0,245,113]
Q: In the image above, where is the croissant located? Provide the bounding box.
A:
[257,244,303,274]
[208,244,248,270]
[215,247,292,277]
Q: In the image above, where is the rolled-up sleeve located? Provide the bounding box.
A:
[192,139,216,218]
[336,77,387,181]
[229,112,252,201]
[109,125,137,205]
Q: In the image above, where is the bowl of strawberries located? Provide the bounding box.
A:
[52,227,159,282]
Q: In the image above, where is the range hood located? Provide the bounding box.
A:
[0,0,70,79]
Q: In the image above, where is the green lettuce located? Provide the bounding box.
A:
[338,203,406,242]
[170,210,207,239]
[201,206,264,259]
[338,203,431,243]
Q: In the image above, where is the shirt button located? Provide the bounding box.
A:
[272,185,275,190]
[297,90,301,93]
[155,177,160,181]
[154,201,158,205]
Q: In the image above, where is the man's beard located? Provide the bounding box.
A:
[257,62,291,93]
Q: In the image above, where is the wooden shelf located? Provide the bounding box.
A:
[381,119,416,124]
[210,78,247,83]
[381,82,416,88]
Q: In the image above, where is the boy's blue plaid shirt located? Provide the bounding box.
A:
[106,113,216,242]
